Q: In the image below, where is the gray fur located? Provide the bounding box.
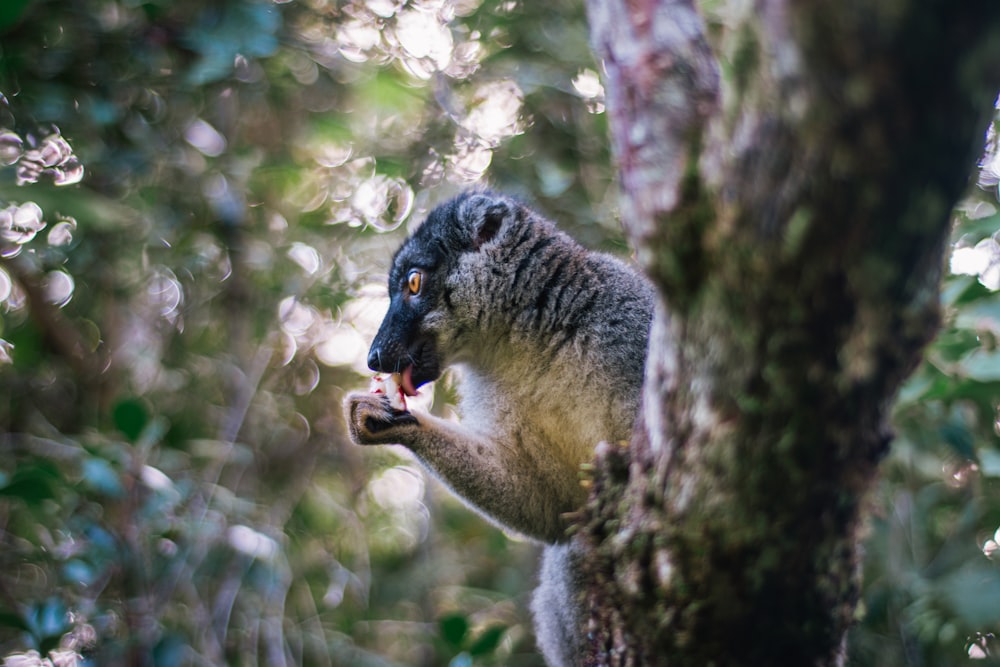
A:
[532,543,586,666]
[344,190,653,666]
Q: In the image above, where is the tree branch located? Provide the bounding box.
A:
[586,0,719,305]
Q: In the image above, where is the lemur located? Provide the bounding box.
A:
[345,190,653,667]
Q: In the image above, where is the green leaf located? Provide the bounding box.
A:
[939,565,1000,626]
[942,274,986,306]
[469,625,507,656]
[896,371,935,405]
[136,416,170,453]
[958,348,1000,382]
[113,398,148,441]
[939,419,977,461]
[954,211,1000,243]
[932,329,983,363]
[439,613,469,648]
[5,321,44,368]
[0,463,60,505]
[980,449,1000,477]
[955,298,1000,332]
[0,610,30,633]
[154,634,187,667]
[182,3,280,84]
[76,318,102,353]
[357,70,424,113]
[0,0,31,31]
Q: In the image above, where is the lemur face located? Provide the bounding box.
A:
[366,259,442,398]
[367,190,513,397]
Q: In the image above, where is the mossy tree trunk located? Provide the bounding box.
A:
[578,1,1000,664]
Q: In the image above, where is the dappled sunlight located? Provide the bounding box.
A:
[42,271,74,308]
[951,237,1000,290]
[393,7,455,76]
[323,0,483,76]
[572,68,606,113]
[0,108,87,372]
[0,130,22,165]
[227,524,281,562]
[13,129,84,188]
[46,218,75,247]
[0,202,45,247]
[349,173,414,230]
[183,118,227,158]
[446,137,493,182]
[444,79,526,182]
[283,0,534,228]
[286,241,322,275]
[983,527,1000,559]
[0,269,25,312]
[978,96,1000,191]
[0,268,10,302]
[463,79,525,138]
[367,465,430,553]
[147,268,184,323]
[313,324,368,369]
[2,648,83,667]
[279,296,318,338]
[315,282,390,373]
[278,279,404,379]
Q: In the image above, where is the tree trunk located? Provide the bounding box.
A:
[578,1,1000,664]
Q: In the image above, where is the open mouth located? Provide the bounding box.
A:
[368,337,440,397]
[399,338,441,395]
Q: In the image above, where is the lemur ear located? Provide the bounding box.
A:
[460,194,511,250]
[475,204,507,249]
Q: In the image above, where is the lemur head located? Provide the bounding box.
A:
[366,190,522,396]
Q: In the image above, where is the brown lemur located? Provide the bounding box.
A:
[344,190,653,667]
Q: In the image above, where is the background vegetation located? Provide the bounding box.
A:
[0,1,998,665]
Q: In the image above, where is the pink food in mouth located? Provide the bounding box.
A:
[369,372,408,411]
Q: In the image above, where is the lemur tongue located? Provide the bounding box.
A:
[398,366,419,397]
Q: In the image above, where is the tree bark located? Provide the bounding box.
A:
[579,1,1000,665]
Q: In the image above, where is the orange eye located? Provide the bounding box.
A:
[407,269,423,295]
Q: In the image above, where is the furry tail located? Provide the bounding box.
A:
[531,543,584,667]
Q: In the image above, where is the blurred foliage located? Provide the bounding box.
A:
[0,0,607,664]
[0,1,997,666]
[846,119,1000,664]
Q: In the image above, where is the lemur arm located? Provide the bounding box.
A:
[345,392,581,543]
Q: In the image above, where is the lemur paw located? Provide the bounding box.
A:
[344,392,419,445]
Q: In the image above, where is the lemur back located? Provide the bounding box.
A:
[345,190,654,666]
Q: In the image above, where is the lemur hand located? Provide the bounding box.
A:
[345,392,419,445]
